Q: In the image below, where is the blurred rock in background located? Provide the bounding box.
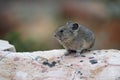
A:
[0,0,120,51]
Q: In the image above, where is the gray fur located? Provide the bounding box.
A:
[54,21,95,57]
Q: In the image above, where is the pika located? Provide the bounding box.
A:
[54,21,95,57]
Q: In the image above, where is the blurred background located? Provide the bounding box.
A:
[0,0,120,52]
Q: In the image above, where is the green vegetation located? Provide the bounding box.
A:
[3,32,48,52]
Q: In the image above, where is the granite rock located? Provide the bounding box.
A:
[0,49,120,80]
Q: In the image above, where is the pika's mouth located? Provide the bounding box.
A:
[54,34,58,39]
[54,34,63,41]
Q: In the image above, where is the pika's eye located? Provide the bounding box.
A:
[60,29,64,33]
[72,23,79,30]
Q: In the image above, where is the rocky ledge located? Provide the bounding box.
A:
[0,40,120,80]
[0,49,120,80]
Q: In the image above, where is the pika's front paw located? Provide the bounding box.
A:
[74,52,80,57]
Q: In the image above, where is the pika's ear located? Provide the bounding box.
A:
[72,23,79,30]
[66,21,73,25]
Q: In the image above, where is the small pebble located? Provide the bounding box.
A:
[70,64,73,66]
[80,60,83,62]
[78,71,82,75]
[52,61,56,65]
[43,61,56,67]
[48,63,54,67]
[89,59,98,64]
[81,55,86,57]
[89,57,94,59]
[42,61,49,65]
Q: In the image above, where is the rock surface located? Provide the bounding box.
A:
[0,49,120,80]
[0,40,16,52]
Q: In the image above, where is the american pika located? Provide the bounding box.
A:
[54,21,95,57]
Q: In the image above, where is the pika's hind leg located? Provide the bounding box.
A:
[65,50,76,56]
[81,48,93,53]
